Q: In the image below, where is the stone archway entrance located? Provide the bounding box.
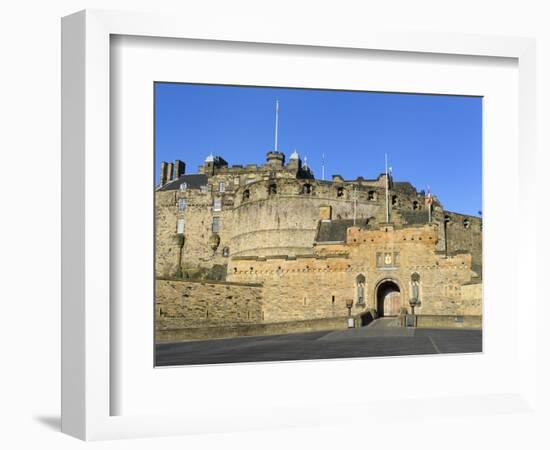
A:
[376,280,401,317]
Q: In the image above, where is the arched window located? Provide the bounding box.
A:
[413,200,420,210]
[268,183,277,195]
[242,189,250,201]
[336,186,344,197]
[463,218,470,229]
[368,190,376,201]
[356,274,366,304]
[222,247,230,257]
[302,183,312,194]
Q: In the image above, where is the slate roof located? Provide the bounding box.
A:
[315,211,431,243]
[157,174,208,191]
[316,219,362,243]
[397,210,430,226]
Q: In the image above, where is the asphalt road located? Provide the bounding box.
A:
[155,322,482,366]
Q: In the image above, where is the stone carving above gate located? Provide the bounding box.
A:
[376,251,400,269]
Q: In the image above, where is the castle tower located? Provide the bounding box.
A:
[287,149,301,171]
[266,151,285,169]
[203,153,229,175]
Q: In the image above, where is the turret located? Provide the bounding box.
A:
[266,151,285,169]
[287,149,301,171]
[200,154,228,175]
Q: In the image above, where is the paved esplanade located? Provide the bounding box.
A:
[155,318,482,366]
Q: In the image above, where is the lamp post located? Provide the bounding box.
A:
[409,297,418,316]
[404,297,418,328]
[346,298,354,328]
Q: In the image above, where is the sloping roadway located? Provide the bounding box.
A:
[156,317,482,366]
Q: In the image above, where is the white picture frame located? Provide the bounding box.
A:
[61,9,538,441]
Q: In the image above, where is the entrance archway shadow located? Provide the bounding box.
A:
[360,310,375,327]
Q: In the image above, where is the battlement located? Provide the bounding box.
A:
[347,223,439,246]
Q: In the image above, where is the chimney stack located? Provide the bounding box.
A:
[160,161,184,186]
[174,160,186,179]
[165,162,174,183]
[160,161,169,186]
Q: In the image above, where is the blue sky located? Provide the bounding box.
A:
[155,83,482,216]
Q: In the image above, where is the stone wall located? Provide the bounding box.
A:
[156,316,349,342]
[155,190,180,277]
[459,282,483,314]
[443,211,483,275]
[415,315,482,329]
[155,278,264,332]
[230,255,358,323]
[155,181,235,278]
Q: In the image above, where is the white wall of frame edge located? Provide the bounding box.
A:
[61,9,538,442]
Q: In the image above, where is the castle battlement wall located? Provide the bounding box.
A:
[155,151,482,332]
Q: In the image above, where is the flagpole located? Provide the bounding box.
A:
[385,153,389,223]
[274,100,279,151]
[353,185,357,225]
[427,186,432,223]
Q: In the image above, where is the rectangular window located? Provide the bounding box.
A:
[179,182,187,191]
[178,198,186,212]
[219,181,225,192]
[200,185,208,194]
[234,177,240,186]
[212,216,220,233]
[176,218,185,234]
[213,198,222,211]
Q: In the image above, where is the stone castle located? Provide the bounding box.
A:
[155,150,482,341]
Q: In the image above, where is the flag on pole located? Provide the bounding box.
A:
[424,187,433,206]
[425,187,433,223]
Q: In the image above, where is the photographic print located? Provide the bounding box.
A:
[154,83,482,366]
